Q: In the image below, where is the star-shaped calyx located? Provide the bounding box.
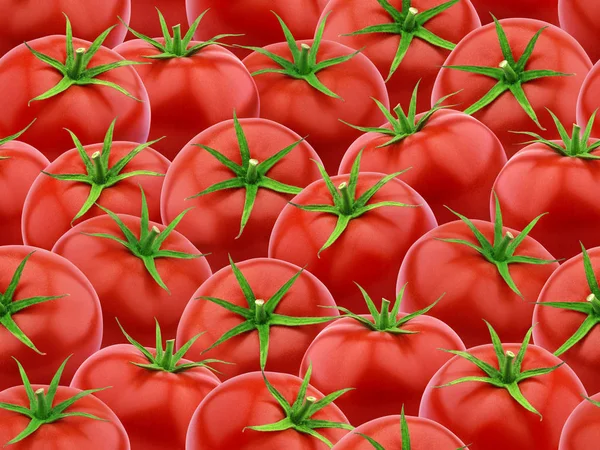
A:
[0,120,36,161]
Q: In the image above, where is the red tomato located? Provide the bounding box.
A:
[0,246,102,391]
[577,61,600,138]
[187,0,329,59]
[432,19,591,157]
[321,0,480,112]
[470,0,559,25]
[559,394,600,450]
[0,0,130,55]
[186,371,351,449]
[559,0,600,63]
[129,0,188,39]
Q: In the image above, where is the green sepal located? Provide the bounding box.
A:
[0,120,37,161]
[585,396,600,408]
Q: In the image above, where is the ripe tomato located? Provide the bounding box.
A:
[559,0,600,63]
[321,0,480,112]
[0,0,130,55]
[470,0,559,25]
[432,18,591,157]
[577,61,600,138]
[0,246,102,391]
[161,117,322,270]
[187,0,329,59]
[129,0,188,39]
[559,394,600,450]
[177,257,338,380]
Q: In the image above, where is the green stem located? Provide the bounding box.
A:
[587,293,600,315]
[570,124,582,155]
[494,232,514,261]
[298,44,311,75]
[161,340,175,370]
[254,300,267,324]
[70,47,87,79]
[502,351,516,383]
[403,7,419,32]
[91,151,106,184]
[338,182,353,215]
[246,159,259,184]
[140,226,161,255]
[379,299,391,330]
[35,389,48,419]
[499,60,518,84]
[291,396,316,423]
[0,301,6,316]
[172,25,183,55]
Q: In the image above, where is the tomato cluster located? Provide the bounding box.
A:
[1,0,599,448]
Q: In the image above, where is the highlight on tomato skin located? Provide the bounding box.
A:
[559,393,600,449]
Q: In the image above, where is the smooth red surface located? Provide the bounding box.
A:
[186,371,350,449]
[161,118,322,270]
[339,109,507,224]
[114,39,259,160]
[269,173,437,314]
[397,220,558,348]
[52,214,212,347]
[129,0,188,40]
[0,384,130,449]
[0,36,150,161]
[559,393,600,450]
[71,344,220,450]
[0,246,102,391]
[243,40,389,173]
[321,0,480,112]
[22,141,169,251]
[471,0,559,25]
[420,344,586,450]
[177,258,338,380]
[577,60,600,137]
[300,314,465,424]
[0,141,48,245]
[559,0,600,63]
[432,19,591,157]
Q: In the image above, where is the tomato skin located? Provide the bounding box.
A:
[113,39,260,161]
[559,393,600,450]
[339,110,506,224]
[176,258,337,380]
[492,140,600,260]
[0,384,130,449]
[432,19,591,157]
[243,41,389,173]
[0,0,129,55]
[331,414,466,449]
[129,0,188,40]
[186,0,329,59]
[0,36,150,162]
[0,141,48,245]
[420,344,586,450]
[0,246,102,391]
[321,0,480,112]
[52,214,212,348]
[186,371,350,449]
[270,173,437,314]
[161,118,323,271]
[577,61,600,138]
[300,314,465,424]
[22,141,169,251]
[71,344,220,450]
[559,0,600,63]
[470,0,559,25]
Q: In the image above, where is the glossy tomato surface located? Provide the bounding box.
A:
[186,371,350,449]
[559,393,600,450]
[577,60,600,137]
[470,0,559,25]
[0,246,102,391]
[161,118,322,270]
[300,314,465,424]
[22,141,169,251]
[432,19,591,157]
[129,0,188,39]
[420,344,586,450]
[177,258,337,380]
[0,36,150,161]
[71,344,220,450]
[397,220,558,348]
[270,173,437,313]
[559,0,600,63]
[114,39,259,160]
[53,214,212,348]
[0,141,48,245]
[339,109,506,224]
[321,0,480,112]
[243,40,389,173]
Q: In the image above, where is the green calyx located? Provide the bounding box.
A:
[438,322,563,418]
[122,9,241,59]
[188,111,304,238]
[84,187,203,292]
[344,0,460,81]
[25,14,146,103]
[245,365,353,448]
[0,120,37,161]
[42,119,165,224]
[0,356,109,446]
[239,12,361,99]
[291,150,419,256]
[199,256,338,370]
[586,397,600,408]
[0,252,68,355]
[443,16,572,127]
[441,193,557,297]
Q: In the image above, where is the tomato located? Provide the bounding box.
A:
[114,12,260,161]
[321,0,480,112]
[470,0,559,25]
[161,117,322,270]
[129,0,188,39]
[559,0,600,63]
[577,61,600,138]
[187,0,329,59]
[242,14,389,174]
[559,394,600,450]
[0,0,130,55]
[186,370,352,449]
[0,18,150,162]
[177,257,338,380]
[432,18,591,157]
[0,246,102,391]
